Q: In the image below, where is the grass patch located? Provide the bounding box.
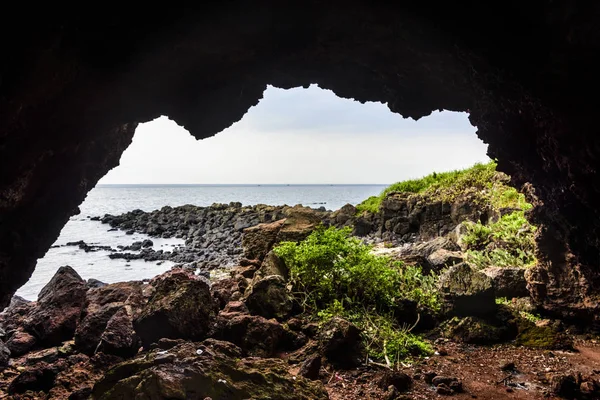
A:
[356,161,498,214]
[463,211,537,269]
[355,195,380,214]
[355,161,537,270]
[274,226,438,363]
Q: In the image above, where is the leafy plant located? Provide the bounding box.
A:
[274,226,438,363]
[463,211,537,269]
[275,226,439,312]
[355,195,380,214]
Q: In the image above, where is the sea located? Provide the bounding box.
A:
[16,184,386,301]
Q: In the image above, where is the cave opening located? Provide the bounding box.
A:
[16,85,491,300]
[4,3,600,396]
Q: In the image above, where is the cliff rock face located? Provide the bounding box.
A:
[2,2,600,322]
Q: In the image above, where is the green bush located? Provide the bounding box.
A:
[355,195,380,214]
[382,161,497,199]
[273,226,438,363]
[463,211,537,269]
[490,186,532,211]
[356,161,498,214]
[274,226,439,312]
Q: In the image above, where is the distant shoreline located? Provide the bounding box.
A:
[96,183,390,188]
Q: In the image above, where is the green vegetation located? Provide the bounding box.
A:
[356,160,537,270]
[356,161,498,214]
[495,297,541,323]
[356,195,380,214]
[463,211,537,269]
[274,226,438,363]
[515,322,573,350]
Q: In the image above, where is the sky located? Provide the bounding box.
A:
[99,85,489,185]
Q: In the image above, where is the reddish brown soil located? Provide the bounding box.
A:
[321,339,600,400]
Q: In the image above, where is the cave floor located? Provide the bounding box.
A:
[319,339,600,400]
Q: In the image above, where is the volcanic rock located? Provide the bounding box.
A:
[24,266,87,347]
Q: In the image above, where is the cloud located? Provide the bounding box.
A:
[99,86,488,184]
[236,85,474,136]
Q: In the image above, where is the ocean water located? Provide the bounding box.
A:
[16,184,386,300]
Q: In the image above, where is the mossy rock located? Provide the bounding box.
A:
[438,263,496,317]
[245,275,294,321]
[441,317,508,345]
[318,317,365,367]
[254,251,289,281]
[92,339,328,400]
[441,307,519,345]
[515,321,574,350]
[133,270,217,347]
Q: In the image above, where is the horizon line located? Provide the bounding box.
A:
[96,183,390,186]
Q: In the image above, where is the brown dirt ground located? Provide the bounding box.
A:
[318,339,600,400]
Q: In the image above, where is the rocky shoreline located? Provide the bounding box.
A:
[78,188,496,275]
[96,203,330,269]
[2,184,600,399]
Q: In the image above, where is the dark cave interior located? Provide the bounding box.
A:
[1,1,600,324]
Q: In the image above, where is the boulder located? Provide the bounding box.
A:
[515,320,574,350]
[255,250,288,281]
[212,311,293,357]
[242,206,324,262]
[277,206,324,243]
[242,219,286,261]
[0,296,35,333]
[86,279,107,289]
[245,275,294,321]
[397,236,462,273]
[0,339,10,370]
[482,266,528,298]
[438,263,496,317]
[8,363,59,394]
[211,274,248,309]
[91,340,329,400]
[6,328,37,356]
[318,317,364,367]
[134,270,217,347]
[353,213,376,236]
[441,316,516,345]
[377,371,413,392]
[426,249,464,271]
[24,266,87,346]
[75,281,146,355]
[234,263,259,278]
[96,308,140,358]
[331,203,356,226]
[5,350,112,398]
[298,355,321,380]
[223,301,249,313]
[549,373,579,398]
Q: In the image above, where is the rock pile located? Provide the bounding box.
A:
[0,211,335,398]
[99,203,330,270]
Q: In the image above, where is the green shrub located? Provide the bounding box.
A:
[274,226,438,363]
[362,313,433,362]
[355,195,380,214]
[490,186,532,211]
[356,161,498,214]
[463,211,537,269]
[274,226,439,312]
[382,161,497,199]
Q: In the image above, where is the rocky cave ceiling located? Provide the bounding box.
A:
[1,2,600,323]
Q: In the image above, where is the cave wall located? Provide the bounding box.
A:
[1,2,600,321]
